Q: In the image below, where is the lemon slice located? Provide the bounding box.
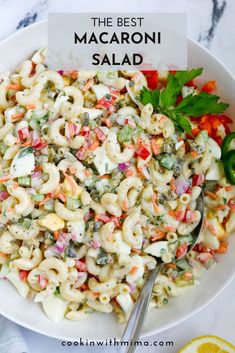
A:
[178,336,235,353]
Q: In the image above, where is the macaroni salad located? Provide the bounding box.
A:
[0,48,235,323]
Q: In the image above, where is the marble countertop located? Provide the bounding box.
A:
[0,0,235,352]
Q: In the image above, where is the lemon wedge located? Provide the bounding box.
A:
[178,336,235,353]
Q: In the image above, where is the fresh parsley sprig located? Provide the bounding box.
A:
[139,68,229,134]
[160,68,203,109]
[174,91,229,116]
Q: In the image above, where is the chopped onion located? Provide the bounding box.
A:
[188,259,196,269]
[44,247,57,258]
[70,232,77,241]
[38,274,48,289]
[32,129,40,142]
[90,239,101,249]
[75,260,87,272]
[118,163,131,172]
[77,271,86,278]
[32,171,42,178]
[25,188,36,195]
[174,178,189,195]
[0,190,9,201]
[116,115,126,126]
[55,233,71,253]
[128,283,136,294]
[31,171,43,188]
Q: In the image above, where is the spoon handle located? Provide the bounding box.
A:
[119,263,163,353]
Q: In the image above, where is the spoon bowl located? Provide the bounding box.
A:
[120,192,205,353]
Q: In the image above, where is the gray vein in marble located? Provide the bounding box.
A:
[199,0,227,47]
[16,0,48,30]
[16,12,38,29]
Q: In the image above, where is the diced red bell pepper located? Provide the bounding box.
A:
[201,80,216,93]
[196,252,213,264]
[218,114,233,125]
[109,87,119,95]
[32,138,46,150]
[184,210,195,223]
[37,275,48,289]
[174,210,184,221]
[192,174,204,186]
[84,209,94,221]
[19,270,29,281]
[185,80,197,89]
[94,127,106,141]
[18,126,29,141]
[75,260,87,272]
[96,95,116,109]
[136,142,151,160]
[110,216,121,228]
[176,95,183,105]
[190,128,201,137]
[142,70,158,90]
[98,214,111,223]
[67,122,79,138]
[211,133,223,145]
[76,147,86,160]
[193,244,215,255]
[176,242,188,258]
[194,114,232,146]
[0,190,9,201]
[80,126,90,137]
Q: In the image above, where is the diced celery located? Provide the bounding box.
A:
[157,153,175,170]
[117,125,133,143]
[18,176,31,187]
[178,234,193,245]
[176,258,190,270]
[96,248,109,265]
[0,142,8,155]
[54,287,60,296]
[66,197,80,211]
[21,218,32,229]
[175,276,194,287]
[33,194,45,202]
[44,199,54,211]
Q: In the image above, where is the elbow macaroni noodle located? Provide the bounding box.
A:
[0,48,234,323]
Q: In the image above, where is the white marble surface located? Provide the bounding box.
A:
[0,0,235,352]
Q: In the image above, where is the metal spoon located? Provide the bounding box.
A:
[119,192,204,353]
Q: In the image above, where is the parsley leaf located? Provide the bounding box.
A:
[160,74,179,108]
[19,147,34,158]
[174,68,203,87]
[160,68,203,108]
[175,92,229,117]
[139,86,160,110]
[175,114,192,134]
[117,125,134,143]
[168,112,192,134]
[139,68,229,134]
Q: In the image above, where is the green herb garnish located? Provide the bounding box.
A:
[140,68,229,134]
[19,147,34,158]
[117,125,134,143]
[54,287,60,296]
[157,153,175,170]
[174,91,229,117]
[96,248,109,266]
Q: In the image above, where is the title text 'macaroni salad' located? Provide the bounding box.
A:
[0,48,235,322]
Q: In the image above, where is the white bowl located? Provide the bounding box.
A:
[0,20,235,341]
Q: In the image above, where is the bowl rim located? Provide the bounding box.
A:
[0,18,235,341]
